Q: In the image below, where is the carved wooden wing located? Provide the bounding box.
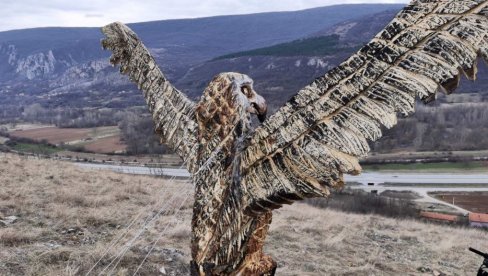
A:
[101,22,199,172]
[240,0,488,215]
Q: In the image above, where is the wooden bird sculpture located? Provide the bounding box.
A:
[101,0,488,274]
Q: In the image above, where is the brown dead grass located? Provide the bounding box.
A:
[0,153,192,275]
[0,153,487,275]
[10,127,92,144]
[83,136,126,154]
[269,205,488,275]
[10,126,126,154]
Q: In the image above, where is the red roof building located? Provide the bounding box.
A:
[469,213,488,228]
[420,211,458,222]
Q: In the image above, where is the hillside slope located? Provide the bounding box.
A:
[3,4,488,153]
[0,154,486,275]
[0,4,406,128]
[0,4,403,85]
[181,9,488,103]
[177,9,488,153]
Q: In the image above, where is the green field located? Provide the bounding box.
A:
[362,161,488,172]
[11,142,62,155]
[381,183,488,188]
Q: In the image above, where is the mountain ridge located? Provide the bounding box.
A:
[2,4,488,154]
[0,4,406,118]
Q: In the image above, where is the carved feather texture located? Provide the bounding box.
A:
[241,0,488,215]
[102,1,488,274]
[101,22,199,173]
[101,23,271,274]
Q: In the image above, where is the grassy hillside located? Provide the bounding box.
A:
[0,154,486,275]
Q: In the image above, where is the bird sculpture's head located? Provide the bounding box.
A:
[196,72,267,135]
[195,73,267,163]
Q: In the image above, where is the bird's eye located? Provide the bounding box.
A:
[241,86,252,97]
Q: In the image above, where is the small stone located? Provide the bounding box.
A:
[46,242,61,249]
[433,270,447,276]
[159,266,167,275]
[5,216,18,223]
[417,266,432,273]
[438,261,457,269]
[1,216,18,225]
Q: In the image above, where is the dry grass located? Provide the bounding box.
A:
[269,205,488,275]
[0,153,487,275]
[0,153,192,275]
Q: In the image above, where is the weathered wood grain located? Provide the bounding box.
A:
[101,22,199,173]
[102,1,488,274]
[241,0,488,216]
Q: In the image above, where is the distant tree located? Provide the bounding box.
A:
[118,111,169,155]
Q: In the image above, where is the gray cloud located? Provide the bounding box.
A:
[0,0,409,32]
[85,14,104,18]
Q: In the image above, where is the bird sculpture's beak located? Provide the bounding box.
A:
[251,94,267,123]
[257,110,267,123]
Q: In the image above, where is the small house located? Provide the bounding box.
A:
[420,211,458,223]
[469,213,488,228]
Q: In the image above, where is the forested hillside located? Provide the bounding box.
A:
[179,9,488,153]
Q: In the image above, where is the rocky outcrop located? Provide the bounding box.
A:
[0,44,17,66]
[0,4,403,92]
[53,59,111,86]
[15,50,57,79]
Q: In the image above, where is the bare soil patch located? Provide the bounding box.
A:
[10,127,91,144]
[83,136,126,154]
[431,192,488,213]
[9,126,127,154]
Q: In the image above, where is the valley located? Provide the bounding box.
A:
[2,5,488,157]
[0,154,486,275]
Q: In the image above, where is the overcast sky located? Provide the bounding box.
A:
[0,0,409,32]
